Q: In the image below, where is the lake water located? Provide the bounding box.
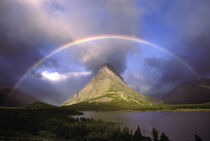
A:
[78,112,210,141]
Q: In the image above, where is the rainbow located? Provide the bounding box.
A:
[14,35,201,90]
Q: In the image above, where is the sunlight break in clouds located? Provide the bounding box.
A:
[41,71,91,82]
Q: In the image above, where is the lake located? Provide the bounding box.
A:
[78,112,210,141]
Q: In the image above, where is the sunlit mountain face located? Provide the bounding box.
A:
[0,0,210,105]
[62,63,163,111]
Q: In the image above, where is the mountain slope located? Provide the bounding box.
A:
[163,79,210,104]
[63,63,162,110]
[0,88,37,106]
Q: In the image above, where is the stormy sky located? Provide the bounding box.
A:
[0,0,210,105]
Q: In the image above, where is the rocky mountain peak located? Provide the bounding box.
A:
[62,63,161,107]
[98,63,125,82]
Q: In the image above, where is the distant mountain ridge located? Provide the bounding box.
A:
[164,79,210,104]
[63,63,162,110]
[0,88,37,106]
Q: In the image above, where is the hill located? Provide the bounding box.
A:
[62,63,162,110]
[163,79,210,104]
[0,88,37,106]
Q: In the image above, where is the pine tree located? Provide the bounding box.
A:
[195,134,202,141]
[122,126,132,141]
[134,125,142,141]
[152,128,159,141]
[160,132,169,141]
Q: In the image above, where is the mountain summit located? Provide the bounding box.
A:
[101,63,125,82]
[62,63,161,110]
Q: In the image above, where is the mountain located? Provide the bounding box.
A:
[163,79,210,104]
[62,63,162,110]
[0,88,37,106]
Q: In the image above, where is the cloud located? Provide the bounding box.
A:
[0,0,143,104]
[136,0,210,94]
[144,57,160,69]
[3,0,141,42]
[41,71,67,82]
[0,0,141,87]
[157,0,210,78]
[41,71,91,82]
[166,0,210,81]
[71,40,139,73]
[21,71,93,105]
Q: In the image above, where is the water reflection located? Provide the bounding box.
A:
[79,112,210,141]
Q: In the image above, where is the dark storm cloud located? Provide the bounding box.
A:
[0,0,50,87]
[71,41,139,74]
[131,4,210,97]
[160,59,197,83]
[144,58,160,69]
[0,35,42,87]
[165,0,210,77]
[184,31,210,77]
[38,59,59,70]
[141,0,210,85]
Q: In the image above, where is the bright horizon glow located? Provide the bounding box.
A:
[14,35,201,90]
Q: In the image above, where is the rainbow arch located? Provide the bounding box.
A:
[14,35,201,90]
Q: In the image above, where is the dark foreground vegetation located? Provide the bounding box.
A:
[0,102,203,141]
